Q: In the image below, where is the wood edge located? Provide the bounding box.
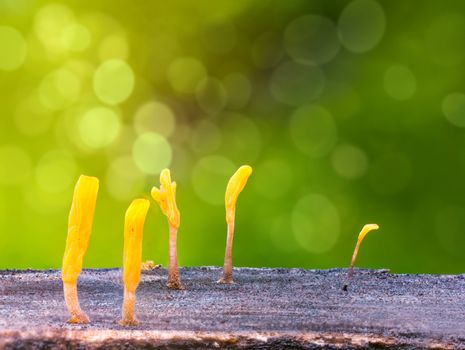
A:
[0,329,458,349]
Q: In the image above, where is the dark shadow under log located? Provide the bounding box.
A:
[1,267,465,349]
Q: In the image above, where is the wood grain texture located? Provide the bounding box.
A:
[1,267,465,349]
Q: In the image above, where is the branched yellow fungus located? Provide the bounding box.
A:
[218,165,253,284]
[61,175,99,324]
[151,169,183,289]
[120,199,150,326]
[344,223,379,290]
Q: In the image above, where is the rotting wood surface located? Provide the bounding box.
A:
[1,267,464,349]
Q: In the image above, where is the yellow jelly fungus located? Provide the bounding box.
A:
[61,175,99,324]
[219,165,253,284]
[344,223,380,290]
[225,165,253,225]
[151,169,183,289]
[357,223,379,243]
[120,199,150,326]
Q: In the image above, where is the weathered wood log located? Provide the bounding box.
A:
[0,267,464,349]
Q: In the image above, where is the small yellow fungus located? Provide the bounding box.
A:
[120,198,150,326]
[141,260,160,271]
[61,175,99,324]
[219,165,253,284]
[344,223,379,290]
[151,169,183,289]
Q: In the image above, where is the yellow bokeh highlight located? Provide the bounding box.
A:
[78,107,121,149]
[106,156,146,201]
[132,132,172,175]
[93,59,135,105]
[38,68,82,110]
[61,23,91,52]
[133,101,176,137]
[98,35,129,61]
[34,3,75,54]
[0,26,27,71]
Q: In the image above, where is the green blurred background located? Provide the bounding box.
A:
[1,0,465,273]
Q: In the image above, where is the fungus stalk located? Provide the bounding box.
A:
[61,175,99,323]
[151,169,182,289]
[168,224,181,288]
[120,199,150,326]
[219,165,253,284]
[343,223,379,291]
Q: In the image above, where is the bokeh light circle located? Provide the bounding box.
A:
[442,92,465,127]
[0,26,27,71]
[289,104,338,157]
[0,145,32,186]
[284,15,340,65]
[93,59,135,105]
[61,23,91,52]
[106,156,146,201]
[292,194,340,253]
[132,132,172,175]
[39,68,82,110]
[34,3,74,53]
[196,77,227,115]
[167,57,207,94]
[270,61,325,105]
[98,35,129,61]
[191,156,236,205]
[35,150,77,193]
[134,101,176,137]
[383,65,416,100]
[338,0,386,53]
[331,143,368,179]
[78,107,121,149]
